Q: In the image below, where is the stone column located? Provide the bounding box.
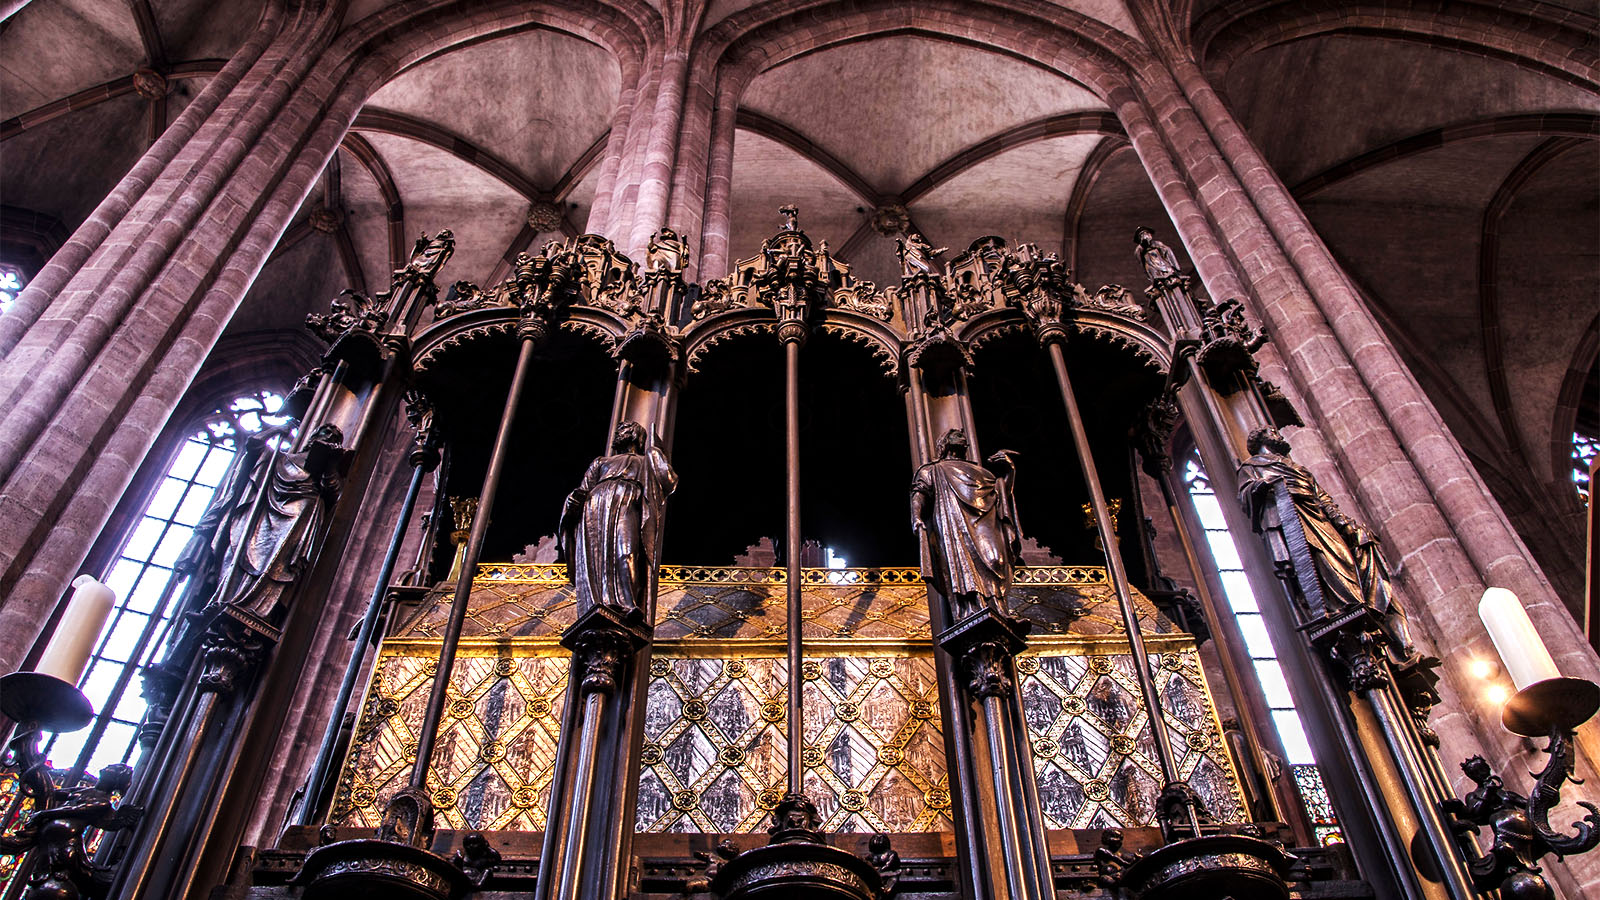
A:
[0,0,360,674]
[1113,22,1600,892]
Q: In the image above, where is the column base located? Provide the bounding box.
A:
[1116,833,1293,900]
[295,839,470,900]
[710,840,885,900]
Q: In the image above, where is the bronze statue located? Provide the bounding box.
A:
[1135,226,1181,282]
[1443,754,1600,900]
[1237,428,1417,664]
[911,429,1021,621]
[560,421,677,619]
[178,424,344,628]
[897,231,947,277]
[399,228,453,280]
[646,226,688,272]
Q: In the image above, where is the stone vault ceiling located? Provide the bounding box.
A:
[0,0,1595,598]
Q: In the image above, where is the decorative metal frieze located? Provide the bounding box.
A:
[306,288,387,343]
[1020,648,1244,830]
[307,229,454,349]
[429,230,688,330]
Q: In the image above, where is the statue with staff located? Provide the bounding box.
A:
[911,428,1022,622]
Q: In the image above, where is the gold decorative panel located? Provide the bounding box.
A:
[634,653,950,834]
[333,564,1238,839]
[1020,646,1243,829]
[633,565,947,835]
[329,645,569,830]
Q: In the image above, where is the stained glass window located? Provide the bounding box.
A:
[1574,431,1597,505]
[1183,455,1340,841]
[0,390,287,891]
[43,391,290,775]
[0,263,22,313]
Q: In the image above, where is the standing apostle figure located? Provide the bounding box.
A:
[911,428,1022,621]
[560,421,677,619]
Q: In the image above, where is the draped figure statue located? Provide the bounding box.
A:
[911,428,1021,622]
[179,424,345,629]
[560,421,677,619]
[1135,226,1181,282]
[1237,427,1418,665]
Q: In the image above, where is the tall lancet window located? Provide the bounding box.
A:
[1182,455,1343,845]
[42,390,291,774]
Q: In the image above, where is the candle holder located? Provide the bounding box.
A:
[1442,677,1600,900]
[0,671,142,900]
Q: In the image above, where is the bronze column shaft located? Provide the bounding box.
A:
[110,689,218,898]
[296,458,430,825]
[556,689,608,893]
[784,334,804,793]
[411,337,536,788]
[981,693,1035,895]
[294,360,348,454]
[1044,342,1191,823]
[1366,681,1477,900]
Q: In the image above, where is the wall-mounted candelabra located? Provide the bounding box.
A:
[0,577,142,900]
[1442,588,1600,900]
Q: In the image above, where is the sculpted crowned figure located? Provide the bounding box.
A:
[1237,427,1418,665]
[911,429,1022,622]
[560,421,677,619]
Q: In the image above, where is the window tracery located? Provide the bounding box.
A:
[1574,430,1597,505]
[43,390,290,774]
[0,263,23,313]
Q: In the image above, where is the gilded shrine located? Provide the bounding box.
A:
[17,207,1588,900]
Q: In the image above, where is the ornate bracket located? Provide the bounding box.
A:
[1443,742,1600,900]
[756,207,824,346]
[0,674,143,900]
[937,608,1031,701]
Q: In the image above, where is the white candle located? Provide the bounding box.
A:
[1477,587,1562,691]
[34,575,115,685]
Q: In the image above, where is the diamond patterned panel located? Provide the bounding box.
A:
[330,646,569,830]
[1019,647,1243,828]
[635,657,789,833]
[394,566,576,639]
[636,654,950,834]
